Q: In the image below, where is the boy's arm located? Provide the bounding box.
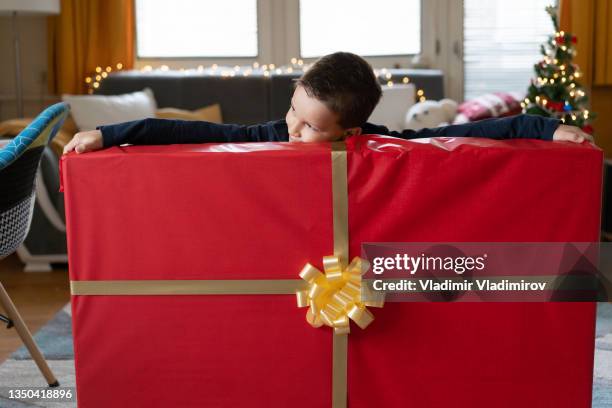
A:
[100,118,286,147]
[64,118,288,154]
[365,114,560,140]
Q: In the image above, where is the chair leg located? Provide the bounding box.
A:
[0,282,59,387]
[0,313,13,328]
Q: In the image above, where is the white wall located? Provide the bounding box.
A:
[0,15,58,121]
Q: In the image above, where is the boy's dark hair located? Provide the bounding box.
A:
[296,52,382,129]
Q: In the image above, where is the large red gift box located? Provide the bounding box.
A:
[61,135,603,407]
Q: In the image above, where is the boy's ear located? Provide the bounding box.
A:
[344,127,362,137]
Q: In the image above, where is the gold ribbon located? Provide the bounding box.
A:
[69,141,378,408]
[331,142,349,408]
[71,279,305,295]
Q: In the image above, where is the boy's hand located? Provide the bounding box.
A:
[63,130,103,154]
[552,124,594,143]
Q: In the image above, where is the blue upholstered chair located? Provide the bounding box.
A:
[0,102,70,387]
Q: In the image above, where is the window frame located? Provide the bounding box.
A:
[133,0,435,72]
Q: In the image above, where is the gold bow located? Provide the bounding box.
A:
[296,255,384,334]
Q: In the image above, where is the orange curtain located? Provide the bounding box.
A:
[47,0,135,95]
[593,0,612,85]
[560,0,612,156]
[559,0,612,86]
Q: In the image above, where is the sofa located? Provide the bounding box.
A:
[96,68,445,124]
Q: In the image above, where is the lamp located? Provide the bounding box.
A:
[0,0,61,118]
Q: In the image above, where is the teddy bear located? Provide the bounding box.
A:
[403,99,458,130]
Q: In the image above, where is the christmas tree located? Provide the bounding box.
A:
[522,5,594,133]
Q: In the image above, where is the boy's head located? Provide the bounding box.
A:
[286,52,382,143]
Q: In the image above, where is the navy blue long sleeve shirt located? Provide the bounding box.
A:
[99,114,560,147]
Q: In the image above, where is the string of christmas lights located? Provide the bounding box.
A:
[84,63,124,93]
[85,58,426,102]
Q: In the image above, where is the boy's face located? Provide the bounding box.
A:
[285,85,360,143]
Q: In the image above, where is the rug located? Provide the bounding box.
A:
[1,303,612,407]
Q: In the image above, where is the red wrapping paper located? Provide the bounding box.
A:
[61,135,603,407]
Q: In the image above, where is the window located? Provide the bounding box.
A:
[135,0,258,58]
[133,0,432,69]
[463,0,553,99]
[299,0,420,58]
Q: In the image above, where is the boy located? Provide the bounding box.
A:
[63,52,592,154]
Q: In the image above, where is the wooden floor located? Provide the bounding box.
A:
[0,254,70,363]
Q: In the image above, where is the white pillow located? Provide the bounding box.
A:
[62,88,157,131]
[367,84,415,132]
